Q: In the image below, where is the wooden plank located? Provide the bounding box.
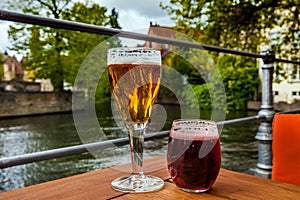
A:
[118,182,228,200]
[0,166,121,200]
[115,168,300,200]
[1,156,299,200]
[0,157,168,200]
[211,169,300,200]
[113,158,300,200]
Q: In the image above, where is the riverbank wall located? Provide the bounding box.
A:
[247,101,300,111]
[0,91,85,118]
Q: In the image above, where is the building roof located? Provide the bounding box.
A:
[4,55,24,75]
[143,22,201,51]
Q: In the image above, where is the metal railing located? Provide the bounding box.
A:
[0,116,264,168]
[0,10,300,178]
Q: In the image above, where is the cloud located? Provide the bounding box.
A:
[97,0,175,47]
[0,21,11,52]
[99,0,168,18]
[118,10,149,30]
[98,0,174,30]
[0,1,175,52]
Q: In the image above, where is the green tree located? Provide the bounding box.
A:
[161,0,298,110]
[0,52,5,80]
[217,56,259,110]
[183,55,259,111]
[6,0,121,91]
[62,3,121,85]
[7,0,74,91]
[61,3,121,102]
[161,0,300,56]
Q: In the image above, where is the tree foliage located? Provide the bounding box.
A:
[0,52,4,80]
[217,56,259,110]
[161,0,298,110]
[6,0,121,91]
[161,0,300,56]
[181,55,259,111]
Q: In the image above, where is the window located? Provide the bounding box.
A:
[292,91,300,96]
[292,65,300,81]
[8,64,13,72]
[292,32,299,48]
[164,43,169,50]
[274,91,279,95]
[269,32,281,46]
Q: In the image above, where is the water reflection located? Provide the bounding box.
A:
[0,102,258,192]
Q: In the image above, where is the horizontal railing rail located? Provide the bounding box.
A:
[216,115,265,127]
[279,108,300,114]
[0,131,169,168]
[0,10,299,65]
[1,108,298,169]
[0,106,300,168]
[0,114,269,168]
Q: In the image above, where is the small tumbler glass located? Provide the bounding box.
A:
[167,119,221,193]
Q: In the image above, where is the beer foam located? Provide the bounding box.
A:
[107,47,161,65]
[170,119,219,140]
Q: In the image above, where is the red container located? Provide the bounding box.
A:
[167,119,221,193]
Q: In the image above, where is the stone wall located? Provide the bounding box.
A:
[0,91,85,118]
[0,80,41,92]
[247,100,300,111]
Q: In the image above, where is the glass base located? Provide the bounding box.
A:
[180,187,210,193]
[111,174,164,193]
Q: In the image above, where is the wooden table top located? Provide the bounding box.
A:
[0,156,299,200]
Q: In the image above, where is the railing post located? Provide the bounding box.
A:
[255,49,276,178]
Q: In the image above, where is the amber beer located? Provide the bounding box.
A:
[108,63,161,124]
[108,48,164,193]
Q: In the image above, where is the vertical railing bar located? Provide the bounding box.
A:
[255,49,276,178]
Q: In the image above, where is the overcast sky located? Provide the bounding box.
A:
[99,0,173,30]
[0,0,174,55]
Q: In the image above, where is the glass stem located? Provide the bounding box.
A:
[126,122,148,175]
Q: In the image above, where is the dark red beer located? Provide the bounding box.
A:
[167,120,221,192]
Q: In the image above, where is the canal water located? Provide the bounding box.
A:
[0,102,259,192]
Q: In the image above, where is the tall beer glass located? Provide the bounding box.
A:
[107,47,164,193]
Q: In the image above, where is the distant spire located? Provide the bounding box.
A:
[3,50,9,61]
